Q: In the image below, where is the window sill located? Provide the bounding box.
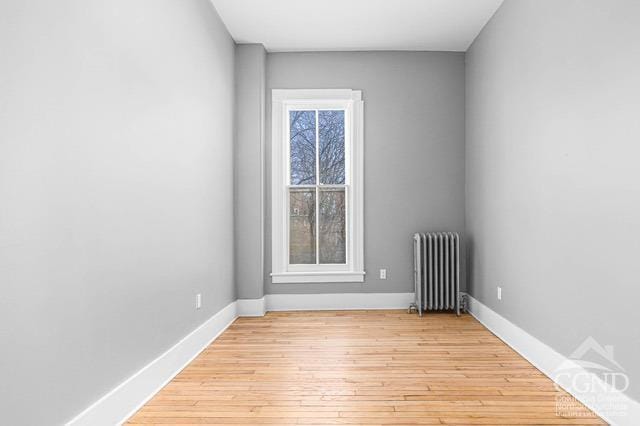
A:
[271,271,366,284]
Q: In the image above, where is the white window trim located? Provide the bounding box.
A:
[271,89,364,284]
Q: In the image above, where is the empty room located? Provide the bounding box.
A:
[1,0,639,424]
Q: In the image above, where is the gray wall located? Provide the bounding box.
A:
[466,0,640,401]
[234,44,266,300]
[0,0,236,424]
[266,52,466,294]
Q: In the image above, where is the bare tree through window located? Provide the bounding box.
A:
[289,111,316,185]
[319,110,345,184]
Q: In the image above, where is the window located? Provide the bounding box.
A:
[271,89,364,283]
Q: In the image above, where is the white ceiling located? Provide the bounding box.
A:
[210,0,504,52]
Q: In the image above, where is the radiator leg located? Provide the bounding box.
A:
[408,303,424,317]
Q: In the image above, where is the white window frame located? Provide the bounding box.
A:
[271,89,364,283]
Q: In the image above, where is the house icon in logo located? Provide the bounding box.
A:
[556,336,624,374]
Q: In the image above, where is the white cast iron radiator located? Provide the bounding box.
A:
[410,232,461,316]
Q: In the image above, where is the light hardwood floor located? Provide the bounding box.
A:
[127,310,604,425]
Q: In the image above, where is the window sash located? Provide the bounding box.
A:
[287,185,349,269]
[286,105,350,267]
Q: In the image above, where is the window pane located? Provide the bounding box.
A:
[289,189,316,264]
[319,110,345,184]
[290,110,316,185]
[319,189,346,264]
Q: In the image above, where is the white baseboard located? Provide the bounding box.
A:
[266,292,414,311]
[237,292,415,316]
[66,301,238,426]
[237,297,266,316]
[465,294,640,426]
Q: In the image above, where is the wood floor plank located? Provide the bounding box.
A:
[126,311,604,425]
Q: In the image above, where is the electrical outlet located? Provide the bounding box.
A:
[196,293,202,309]
[497,286,502,301]
[380,269,387,279]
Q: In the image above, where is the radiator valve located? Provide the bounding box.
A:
[459,294,467,313]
